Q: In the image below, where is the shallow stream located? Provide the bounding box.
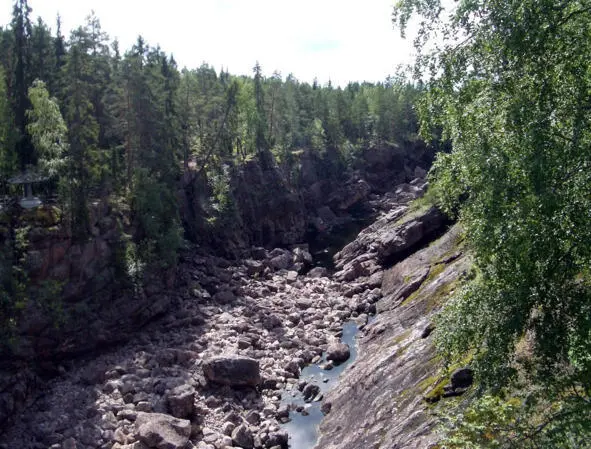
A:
[280,321,363,448]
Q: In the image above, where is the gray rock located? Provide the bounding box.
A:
[293,247,313,265]
[213,290,236,304]
[266,431,288,448]
[244,410,261,426]
[202,356,261,387]
[307,267,328,278]
[302,383,320,401]
[270,253,292,271]
[166,385,194,419]
[231,424,254,449]
[326,343,350,365]
[222,421,236,436]
[135,412,190,449]
[251,247,267,260]
[245,259,264,276]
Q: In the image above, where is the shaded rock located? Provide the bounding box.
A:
[231,424,254,449]
[377,206,448,265]
[266,431,288,448]
[135,412,190,449]
[269,253,292,271]
[202,356,261,387]
[166,385,194,419]
[244,259,264,276]
[302,383,320,401]
[320,401,332,415]
[213,290,236,304]
[450,367,473,389]
[326,343,350,365]
[421,323,435,339]
[245,410,260,426]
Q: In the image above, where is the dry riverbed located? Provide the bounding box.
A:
[0,178,434,449]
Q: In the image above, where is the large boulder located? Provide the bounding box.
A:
[203,356,261,387]
[135,412,191,449]
[376,206,447,265]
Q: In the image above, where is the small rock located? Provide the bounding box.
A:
[321,402,332,414]
[326,343,350,365]
[213,290,236,304]
[62,438,77,449]
[321,361,334,371]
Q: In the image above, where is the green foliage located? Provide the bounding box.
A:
[395,0,591,444]
[0,66,16,176]
[26,79,68,177]
[441,390,591,449]
[206,164,236,227]
[131,168,181,268]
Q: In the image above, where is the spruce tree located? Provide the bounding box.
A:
[11,0,33,170]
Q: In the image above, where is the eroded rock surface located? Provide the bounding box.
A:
[317,225,468,449]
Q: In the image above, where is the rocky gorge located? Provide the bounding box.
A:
[0,171,472,449]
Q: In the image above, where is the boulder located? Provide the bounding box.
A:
[203,356,261,387]
[135,412,191,449]
[231,424,254,449]
[244,259,264,276]
[269,253,292,271]
[293,247,313,265]
[307,267,328,278]
[326,343,351,365]
[166,385,195,419]
[302,383,320,401]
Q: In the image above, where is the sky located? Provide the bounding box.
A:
[0,0,417,86]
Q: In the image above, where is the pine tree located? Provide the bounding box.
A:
[11,0,33,170]
[63,34,98,241]
[253,62,268,154]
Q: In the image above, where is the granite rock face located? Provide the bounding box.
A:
[317,225,469,449]
[0,201,176,429]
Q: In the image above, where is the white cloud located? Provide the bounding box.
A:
[0,0,416,86]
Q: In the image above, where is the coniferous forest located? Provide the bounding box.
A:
[0,1,424,255]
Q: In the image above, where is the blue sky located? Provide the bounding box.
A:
[0,0,417,86]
